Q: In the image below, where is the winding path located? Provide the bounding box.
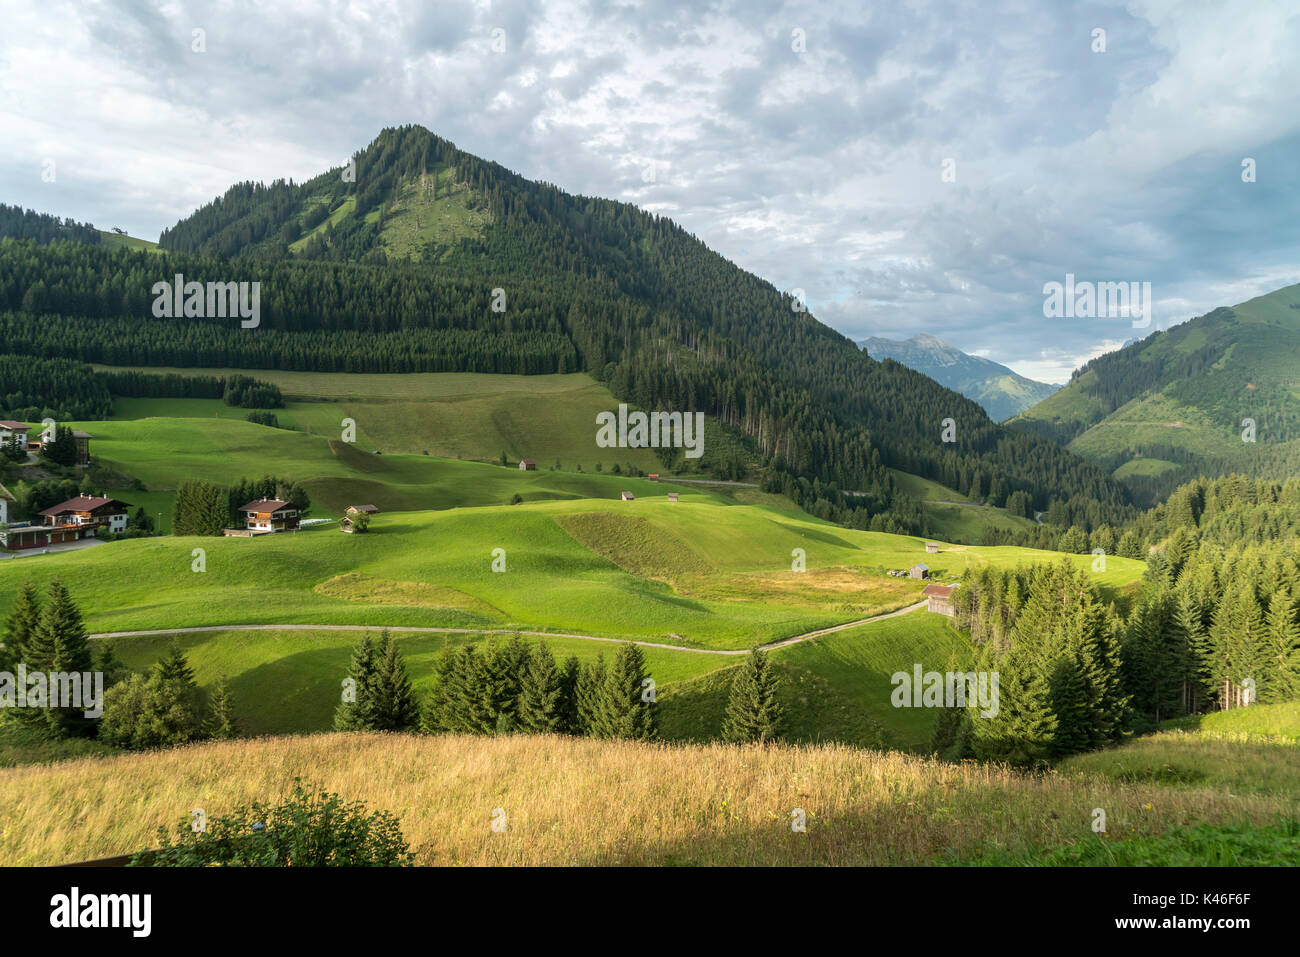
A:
[88,601,929,658]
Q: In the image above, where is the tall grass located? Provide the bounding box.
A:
[1,732,1291,866]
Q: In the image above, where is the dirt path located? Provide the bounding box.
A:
[88,601,929,658]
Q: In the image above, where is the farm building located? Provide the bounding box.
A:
[341,504,378,533]
[667,492,679,502]
[925,542,940,554]
[648,473,660,481]
[0,523,81,550]
[0,420,29,447]
[518,459,536,471]
[236,499,301,534]
[908,562,930,579]
[922,583,957,615]
[71,430,93,466]
[621,491,635,501]
[39,495,129,535]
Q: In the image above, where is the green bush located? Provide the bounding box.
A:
[133,780,414,866]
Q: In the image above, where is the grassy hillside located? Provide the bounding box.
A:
[60,411,713,521]
[1,731,1292,866]
[96,369,678,470]
[0,498,1144,643]
[1012,282,1300,500]
[886,468,1039,541]
[75,607,966,750]
[1060,701,1300,798]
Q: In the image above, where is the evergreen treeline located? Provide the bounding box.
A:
[941,561,1128,766]
[333,634,658,742]
[0,203,101,246]
[946,535,1300,764]
[0,124,1136,534]
[0,353,112,421]
[100,370,284,408]
[0,358,284,424]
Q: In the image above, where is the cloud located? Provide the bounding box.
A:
[1,0,1297,384]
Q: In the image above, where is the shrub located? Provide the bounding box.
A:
[133,780,414,866]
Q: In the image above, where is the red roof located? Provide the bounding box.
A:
[922,584,956,598]
[239,499,293,512]
[39,495,129,516]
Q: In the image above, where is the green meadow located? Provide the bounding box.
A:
[95,368,673,472]
[0,494,1145,645]
[92,602,972,750]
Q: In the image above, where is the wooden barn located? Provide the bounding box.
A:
[908,562,930,579]
[922,583,957,615]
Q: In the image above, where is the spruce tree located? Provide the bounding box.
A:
[593,642,656,740]
[516,643,564,733]
[1263,589,1300,702]
[369,631,419,731]
[558,655,581,734]
[94,640,130,689]
[334,635,378,731]
[206,674,238,739]
[156,640,198,687]
[39,579,95,738]
[1,577,41,671]
[722,648,783,744]
[574,654,607,736]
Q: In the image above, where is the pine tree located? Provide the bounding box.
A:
[558,655,581,734]
[574,654,607,736]
[369,631,419,731]
[593,642,656,740]
[1263,588,1300,702]
[94,640,130,689]
[516,643,564,733]
[206,674,237,739]
[12,578,52,668]
[970,642,1057,767]
[0,578,41,672]
[333,635,378,731]
[38,579,95,738]
[722,648,783,744]
[156,640,197,687]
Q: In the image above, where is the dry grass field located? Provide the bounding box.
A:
[0,732,1290,866]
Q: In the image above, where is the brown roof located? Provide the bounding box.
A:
[0,420,29,429]
[347,504,379,513]
[922,584,956,598]
[239,499,293,512]
[39,495,129,516]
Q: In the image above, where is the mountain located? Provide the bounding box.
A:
[859,333,1059,422]
[1010,282,1300,504]
[0,127,1133,534]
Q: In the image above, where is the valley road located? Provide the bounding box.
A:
[88,601,930,657]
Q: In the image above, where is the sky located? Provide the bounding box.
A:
[2,0,1298,383]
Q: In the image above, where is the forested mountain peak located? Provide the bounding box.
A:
[1,125,1133,534]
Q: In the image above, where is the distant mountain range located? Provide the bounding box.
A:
[859,333,1060,421]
